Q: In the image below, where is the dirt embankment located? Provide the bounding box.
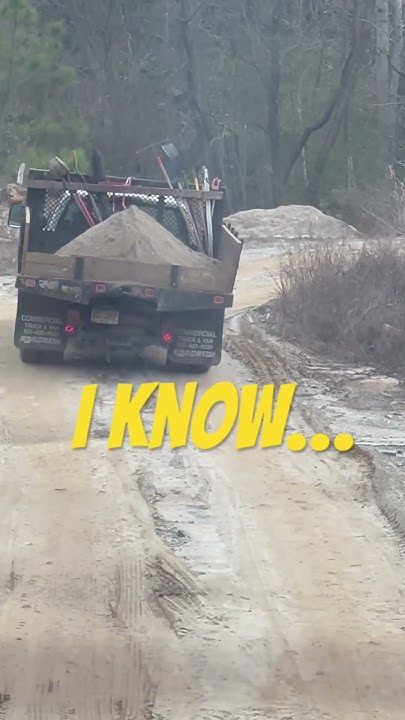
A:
[228,203,405,372]
[227,202,405,539]
[275,240,405,371]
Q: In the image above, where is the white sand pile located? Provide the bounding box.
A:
[226,205,361,244]
[57,204,216,269]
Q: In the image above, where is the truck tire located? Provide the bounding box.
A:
[20,349,64,364]
[191,364,210,374]
[45,350,64,364]
[20,348,41,363]
[167,359,210,374]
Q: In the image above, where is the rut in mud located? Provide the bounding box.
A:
[0,227,405,719]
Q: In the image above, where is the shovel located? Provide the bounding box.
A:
[202,166,213,257]
[157,149,204,253]
[161,142,182,185]
[73,151,103,223]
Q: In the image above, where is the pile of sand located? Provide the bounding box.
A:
[226,205,362,244]
[57,204,216,269]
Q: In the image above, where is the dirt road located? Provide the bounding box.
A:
[0,261,404,719]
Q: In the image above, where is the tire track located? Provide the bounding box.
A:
[225,314,405,552]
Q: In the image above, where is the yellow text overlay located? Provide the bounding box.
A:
[71,382,354,452]
[72,381,297,450]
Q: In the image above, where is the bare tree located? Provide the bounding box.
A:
[375,0,404,176]
[2,0,405,225]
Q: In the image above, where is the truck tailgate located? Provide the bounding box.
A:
[20,251,232,292]
[16,273,234,310]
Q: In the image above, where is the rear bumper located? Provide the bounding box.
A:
[68,329,222,366]
[14,292,225,365]
[15,275,234,311]
[69,323,161,357]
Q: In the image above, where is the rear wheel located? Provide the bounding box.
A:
[191,364,210,374]
[166,359,210,374]
[20,349,64,364]
[46,351,64,364]
[20,348,41,364]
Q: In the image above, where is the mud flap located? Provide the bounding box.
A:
[14,292,67,352]
[167,309,224,366]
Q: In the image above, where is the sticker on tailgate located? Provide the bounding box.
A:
[173,328,218,359]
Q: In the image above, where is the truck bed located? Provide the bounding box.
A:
[17,252,233,311]
[13,172,243,364]
[18,219,241,311]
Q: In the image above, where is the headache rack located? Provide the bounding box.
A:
[24,168,223,199]
[25,168,225,254]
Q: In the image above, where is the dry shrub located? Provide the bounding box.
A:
[277,240,405,369]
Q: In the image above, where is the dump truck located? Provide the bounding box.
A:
[8,167,242,372]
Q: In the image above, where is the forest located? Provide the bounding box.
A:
[0,0,404,227]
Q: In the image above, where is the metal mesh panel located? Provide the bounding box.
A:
[40,189,205,252]
[43,191,70,230]
[43,190,89,231]
[118,194,198,247]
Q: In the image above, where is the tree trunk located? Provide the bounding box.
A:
[308,89,353,205]
[374,0,403,214]
[387,0,403,160]
[0,5,18,134]
[178,0,213,168]
[266,3,282,206]
[375,0,391,172]
[282,0,362,191]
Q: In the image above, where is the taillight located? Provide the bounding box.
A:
[64,324,77,336]
[161,331,174,345]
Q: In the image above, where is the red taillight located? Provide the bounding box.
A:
[161,331,174,345]
[24,278,36,288]
[64,324,77,336]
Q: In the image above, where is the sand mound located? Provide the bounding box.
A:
[226,205,361,244]
[57,204,216,269]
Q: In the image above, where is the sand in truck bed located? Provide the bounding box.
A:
[57,204,216,269]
